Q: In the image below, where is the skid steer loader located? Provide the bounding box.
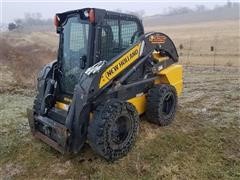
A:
[27,8,183,161]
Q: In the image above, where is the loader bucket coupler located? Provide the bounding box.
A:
[27,108,69,153]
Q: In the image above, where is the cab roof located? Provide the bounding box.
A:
[56,8,142,26]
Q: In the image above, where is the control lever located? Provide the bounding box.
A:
[80,55,87,69]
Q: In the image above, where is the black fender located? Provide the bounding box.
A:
[140,32,178,62]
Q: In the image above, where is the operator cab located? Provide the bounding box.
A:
[55,8,144,95]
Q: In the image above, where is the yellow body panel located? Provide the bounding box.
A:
[128,64,183,114]
[55,101,69,111]
[99,43,141,88]
[152,50,169,62]
[157,64,183,96]
[127,94,146,115]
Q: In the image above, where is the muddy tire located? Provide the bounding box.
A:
[146,84,177,126]
[88,99,139,161]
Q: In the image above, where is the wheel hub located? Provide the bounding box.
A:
[111,116,130,144]
[162,92,174,115]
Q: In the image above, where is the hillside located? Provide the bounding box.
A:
[143,4,239,26]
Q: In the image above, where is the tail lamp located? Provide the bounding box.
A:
[84,9,95,23]
[54,15,60,27]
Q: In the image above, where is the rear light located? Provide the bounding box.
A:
[83,9,94,23]
[54,15,60,27]
[89,9,95,23]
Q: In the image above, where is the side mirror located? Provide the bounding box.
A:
[80,55,87,69]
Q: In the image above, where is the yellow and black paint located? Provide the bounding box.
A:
[126,64,183,115]
[99,43,141,88]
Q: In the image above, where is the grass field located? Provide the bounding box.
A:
[146,20,240,66]
[0,19,240,179]
[0,66,239,179]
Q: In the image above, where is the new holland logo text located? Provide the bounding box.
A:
[99,43,141,88]
[106,49,138,78]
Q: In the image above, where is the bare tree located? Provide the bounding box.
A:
[196,5,206,12]
[167,7,193,16]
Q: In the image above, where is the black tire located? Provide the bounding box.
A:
[33,94,41,113]
[88,99,139,161]
[146,84,177,126]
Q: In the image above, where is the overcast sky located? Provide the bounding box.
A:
[1,0,235,24]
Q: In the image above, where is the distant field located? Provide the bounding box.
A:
[146,20,240,66]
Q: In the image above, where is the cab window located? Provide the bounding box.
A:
[99,18,140,61]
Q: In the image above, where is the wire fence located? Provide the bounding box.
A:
[176,35,240,71]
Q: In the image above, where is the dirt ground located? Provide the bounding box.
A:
[0,66,239,179]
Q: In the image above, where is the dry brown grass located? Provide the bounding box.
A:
[146,20,240,66]
[0,32,57,88]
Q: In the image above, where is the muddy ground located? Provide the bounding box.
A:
[0,66,239,179]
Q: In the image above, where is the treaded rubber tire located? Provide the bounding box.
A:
[33,94,41,113]
[146,84,177,126]
[88,99,139,161]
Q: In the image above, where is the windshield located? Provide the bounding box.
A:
[60,16,89,94]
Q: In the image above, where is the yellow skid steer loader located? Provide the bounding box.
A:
[27,8,183,161]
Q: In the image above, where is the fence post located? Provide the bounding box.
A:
[213,36,218,71]
[187,37,192,68]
